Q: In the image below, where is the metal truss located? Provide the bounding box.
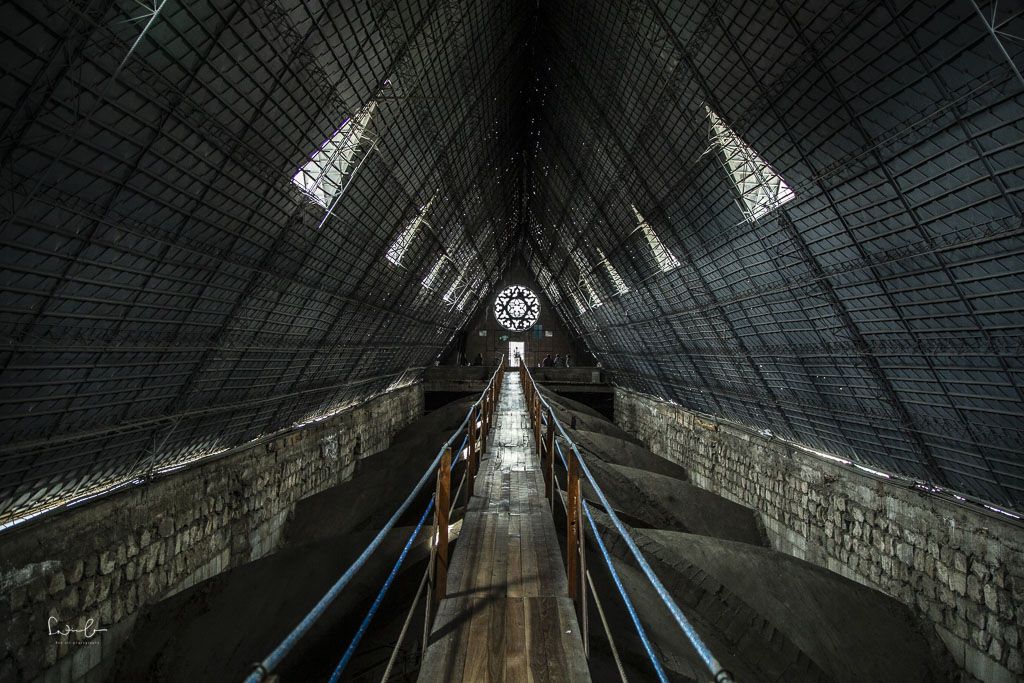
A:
[0,0,1021,527]
[0,0,528,526]
[525,0,1024,508]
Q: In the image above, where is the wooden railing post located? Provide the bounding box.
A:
[549,434,557,511]
[467,408,478,499]
[543,407,554,503]
[534,394,542,453]
[484,393,488,431]
[435,445,451,607]
[566,448,588,653]
[481,397,488,454]
[566,450,580,601]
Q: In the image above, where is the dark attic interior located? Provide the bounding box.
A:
[1,1,1023,682]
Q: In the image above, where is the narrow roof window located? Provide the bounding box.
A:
[705,105,795,221]
[292,101,377,210]
[457,279,478,310]
[570,247,603,308]
[579,279,603,308]
[421,258,446,290]
[443,273,462,304]
[568,289,587,314]
[632,205,679,272]
[597,248,629,295]
[536,265,561,304]
[386,194,436,267]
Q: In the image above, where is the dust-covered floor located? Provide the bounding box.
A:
[111,391,962,682]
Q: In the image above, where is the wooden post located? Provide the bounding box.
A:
[542,408,554,502]
[534,394,542,453]
[549,434,556,511]
[544,407,554,500]
[480,398,488,454]
[567,449,581,604]
[467,409,477,499]
[483,395,491,438]
[435,445,451,607]
[579,497,589,657]
[567,449,588,651]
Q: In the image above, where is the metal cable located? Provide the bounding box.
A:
[246,362,503,682]
[553,438,656,683]
[330,421,473,681]
[583,501,669,683]
[586,567,629,683]
[378,434,471,683]
[329,499,435,682]
[527,368,732,682]
[380,566,429,683]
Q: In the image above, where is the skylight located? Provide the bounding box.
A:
[421,258,446,290]
[598,248,629,295]
[536,265,561,304]
[443,274,462,304]
[568,289,587,314]
[705,105,795,221]
[386,193,436,267]
[292,101,377,210]
[456,280,478,310]
[579,279,603,307]
[570,247,603,308]
[632,205,679,272]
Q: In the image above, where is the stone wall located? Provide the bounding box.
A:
[0,384,423,683]
[614,388,1024,683]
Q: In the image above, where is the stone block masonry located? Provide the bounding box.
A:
[0,384,423,683]
[614,388,1024,683]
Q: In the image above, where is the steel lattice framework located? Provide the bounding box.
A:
[525,0,1024,509]
[0,0,1022,525]
[0,0,528,525]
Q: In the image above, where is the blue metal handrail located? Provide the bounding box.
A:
[328,433,467,682]
[245,358,505,683]
[548,436,670,681]
[523,365,734,683]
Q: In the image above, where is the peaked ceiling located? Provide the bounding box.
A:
[0,0,1021,525]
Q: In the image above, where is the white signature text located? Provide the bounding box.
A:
[47,616,108,639]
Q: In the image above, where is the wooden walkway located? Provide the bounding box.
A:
[418,372,591,682]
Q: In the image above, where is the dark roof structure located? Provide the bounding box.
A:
[0,0,1022,525]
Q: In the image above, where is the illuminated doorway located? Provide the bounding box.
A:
[508,341,525,367]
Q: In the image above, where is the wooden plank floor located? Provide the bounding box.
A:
[418,372,591,682]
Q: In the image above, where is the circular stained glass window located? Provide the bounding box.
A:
[494,285,540,332]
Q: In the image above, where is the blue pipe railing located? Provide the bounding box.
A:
[329,499,434,682]
[523,365,734,683]
[548,436,670,681]
[245,359,505,683]
[328,433,468,682]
